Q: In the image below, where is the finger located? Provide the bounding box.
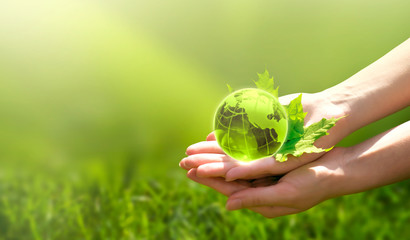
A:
[186,141,224,155]
[225,155,308,181]
[196,161,238,178]
[180,153,231,170]
[250,176,282,188]
[187,168,250,196]
[226,182,295,210]
[188,169,298,218]
[248,206,299,218]
[207,132,216,141]
[225,158,274,181]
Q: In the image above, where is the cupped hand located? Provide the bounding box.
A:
[185,147,346,218]
[180,93,349,181]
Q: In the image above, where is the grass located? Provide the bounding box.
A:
[1,1,409,239]
[0,156,409,240]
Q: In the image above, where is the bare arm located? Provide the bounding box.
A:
[186,121,410,218]
[180,38,410,181]
[319,38,410,135]
[328,120,410,197]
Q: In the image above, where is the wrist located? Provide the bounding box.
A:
[315,87,353,119]
[313,147,350,200]
[308,91,353,140]
[337,121,410,194]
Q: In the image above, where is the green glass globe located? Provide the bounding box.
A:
[214,88,288,161]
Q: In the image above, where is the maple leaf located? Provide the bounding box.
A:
[274,116,340,162]
[253,70,279,98]
[250,70,341,162]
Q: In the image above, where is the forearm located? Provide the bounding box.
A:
[320,38,410,135]
[331,121,410,197]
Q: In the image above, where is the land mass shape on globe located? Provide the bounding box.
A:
[214,88,288,161]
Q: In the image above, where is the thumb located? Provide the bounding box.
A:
[225,154,310,181]
[207,132,216,141]
[225,156,286,181]
[225,182,295,210]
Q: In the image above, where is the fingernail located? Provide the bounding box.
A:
[179,158,186,169]
[187,168,197,177]
[225,177,235,182]
[226,199,242,211]
[225,172,236,182]
[186,145,194,154]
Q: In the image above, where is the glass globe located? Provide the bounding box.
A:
[214,88,288,161]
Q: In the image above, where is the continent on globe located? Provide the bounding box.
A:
[214,88,288,161]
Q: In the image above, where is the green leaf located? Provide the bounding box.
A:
[226,84,233,93]
[253,70,278,98]
[285,94,306,140]
[228,70,341,162]
[274,94,341,162]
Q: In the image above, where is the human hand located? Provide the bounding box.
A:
[181,39,410,218]
[185,121,410,218]
[181,38,410,181]
[185,147,346,218]
[180,92,349,181]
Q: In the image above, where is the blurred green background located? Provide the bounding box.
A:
[0,0,409,239]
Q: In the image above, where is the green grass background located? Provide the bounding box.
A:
[0,0,409,239]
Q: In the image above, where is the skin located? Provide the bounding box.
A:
[179,38,410,218]
[185,121,410,218]
[180,93,349,180]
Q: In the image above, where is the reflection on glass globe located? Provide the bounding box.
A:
[214,88,288,161]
